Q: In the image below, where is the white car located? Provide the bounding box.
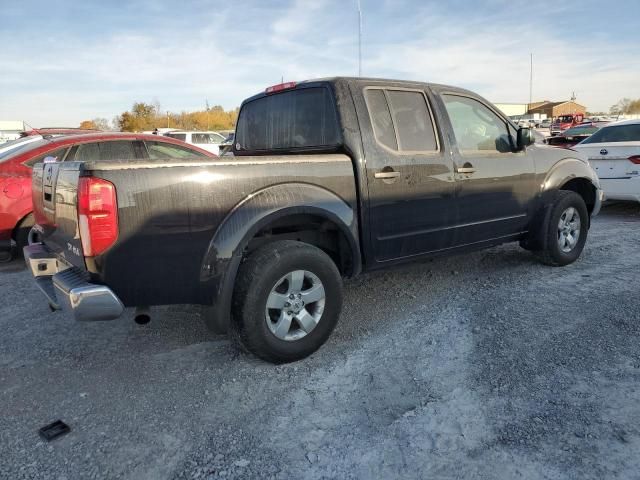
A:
[164,131,226,155]
[573,119,640,203]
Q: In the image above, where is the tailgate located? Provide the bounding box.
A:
[32,161,86,269]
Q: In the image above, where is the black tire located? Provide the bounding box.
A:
[15,213,35,251]
[230,240,343,363]
[534,190,589,266]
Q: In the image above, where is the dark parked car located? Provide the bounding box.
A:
[1,133,214,261]
[545,125,600,148]
[26,77,602,363]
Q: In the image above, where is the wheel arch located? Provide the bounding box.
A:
[541,158,599,214]
[200,183,361,333]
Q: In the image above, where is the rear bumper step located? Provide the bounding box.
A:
[24,243,124,321]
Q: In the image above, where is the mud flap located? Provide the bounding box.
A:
[520,195,556,252]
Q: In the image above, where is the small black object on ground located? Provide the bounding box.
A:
[39,420,71,441]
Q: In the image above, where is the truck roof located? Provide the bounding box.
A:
[242,76,477,105]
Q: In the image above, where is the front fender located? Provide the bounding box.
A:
[541,157,600,193]
[200,182,360,332]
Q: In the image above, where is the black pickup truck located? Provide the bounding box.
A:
[25,77,602,363]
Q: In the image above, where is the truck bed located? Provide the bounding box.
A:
[32,154,357,306]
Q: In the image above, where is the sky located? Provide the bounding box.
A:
[1,0,638,127]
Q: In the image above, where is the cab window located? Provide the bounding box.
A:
[442,95,513,153]
[364,88,438,153]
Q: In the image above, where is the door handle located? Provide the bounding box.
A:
[374,171,401,179]
[456,164,476,174]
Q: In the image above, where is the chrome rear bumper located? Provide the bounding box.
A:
[24,243,124,321]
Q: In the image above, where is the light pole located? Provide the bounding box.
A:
[357,0,362,76]
[166,111,169,128]
[529,53,533,106]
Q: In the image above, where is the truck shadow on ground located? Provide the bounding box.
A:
[0,256,25,273]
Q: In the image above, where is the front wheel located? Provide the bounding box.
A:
[230,240,343,363]
[535,190,589,266]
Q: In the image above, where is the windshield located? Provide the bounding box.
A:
[557,115,573,123]
[580,124,640,144]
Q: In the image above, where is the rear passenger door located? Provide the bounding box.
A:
[352,85,457,262]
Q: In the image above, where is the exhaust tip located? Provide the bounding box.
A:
[134,306,151,325]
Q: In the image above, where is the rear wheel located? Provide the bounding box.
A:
[230,240,343,363]
[534,190,589,266]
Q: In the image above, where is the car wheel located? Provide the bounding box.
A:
[535,190,589,266]
[230,240,343,363]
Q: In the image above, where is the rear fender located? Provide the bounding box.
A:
[200,183,360,332]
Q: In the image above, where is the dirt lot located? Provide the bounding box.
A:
[1,203,639,480]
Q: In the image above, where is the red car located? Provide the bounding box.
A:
[0,132,215,261]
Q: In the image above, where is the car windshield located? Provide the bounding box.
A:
[557,115,573,123]
[563,126,598,136]
[580,124,640,144]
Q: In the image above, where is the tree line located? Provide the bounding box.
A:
[79,101,239,132]
[610,98,640,115]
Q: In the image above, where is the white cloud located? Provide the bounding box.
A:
[0,0,637,125]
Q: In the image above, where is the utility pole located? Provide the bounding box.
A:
[357,0,362,76]
[166,111,169,128]
[206,99,210,130]
[529,53,533,106]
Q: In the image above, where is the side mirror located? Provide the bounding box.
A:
[516,127,534,151]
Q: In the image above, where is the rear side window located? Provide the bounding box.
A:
[166,133,187,141]
[98,141,137,160]
[23,147,69,167]
[365,89,397,150]
[581,124,640,144]
[364,88,438,152]
[235,87,341,153]
[145,141,209,159]
[192,133,224,144]
[74,142,101,161]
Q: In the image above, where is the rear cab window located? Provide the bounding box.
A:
[234,85,342,154]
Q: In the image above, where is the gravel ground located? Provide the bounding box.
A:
[1,202,639,480]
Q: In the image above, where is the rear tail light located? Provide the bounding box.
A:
[628,155,640,165]
[77,177,118,257]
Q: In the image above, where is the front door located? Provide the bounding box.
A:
[438,93,537,246]
[352,85,457,263]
